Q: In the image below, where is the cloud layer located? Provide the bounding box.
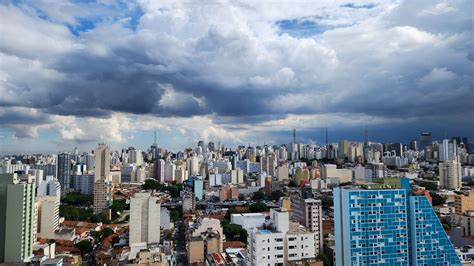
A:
[0,0,473,152]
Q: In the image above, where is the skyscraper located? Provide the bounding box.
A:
[93,176,112,216]
[57,152,71,190]
[0,173,36,263]
[439,139,457,162]
[439,158,462,190]
[419,132,432,151]
[94,143,110,182]
[334,179,461,266]
[129,192,160,247]
[291,197,323,251]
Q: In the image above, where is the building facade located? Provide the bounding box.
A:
[0,173,36,263]
[129,192,161,246]
[439,158,462,190]
[334,181,461,266]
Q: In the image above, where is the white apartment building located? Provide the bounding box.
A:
[248,209,318,265]
[439,158,462,190]
[129,192,161,246]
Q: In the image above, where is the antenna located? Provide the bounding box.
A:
[325,124,328,146]
[293,128,296,144]
[364,124,368,144]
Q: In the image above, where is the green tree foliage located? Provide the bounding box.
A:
[430,192,446,206]
[170,208,183,222]
[320,195,334,209]
[112,236,120,245]
[61,192,93,206]
[442,223,451,231]
[60,205,107,223]
[111,199,127,220]
[270,190,285,201]
[418,181,438,191]
[249,202,269,213]
[141,179,182,198]
[222,221,248,244]
[252,191,265,200]
[74,240,93,255]
[317,252,330,266]
[100,227,114,238]
[288,180,297,187]
[142,179,165,191]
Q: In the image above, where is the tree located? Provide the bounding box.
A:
[61,192,94,206]
[100,227,114,238]
[430,192,446,206]
[222,222,248,244]
[142,179,163,192]
[442,223,451,231]
[270,190,285,201]
[320,195,334,209]
[112,236,120,245]
[317,252,330,266]
[418,181,438,191]
[74,240,93,255]
[288,180,297,187]
[249,202,268,212]
[252,191,265,201]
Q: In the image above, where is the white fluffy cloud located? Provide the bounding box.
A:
[0,0,472,152]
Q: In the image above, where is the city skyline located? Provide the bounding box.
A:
[1,0,473,153]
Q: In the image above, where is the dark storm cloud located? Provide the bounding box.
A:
[0,108,51,125]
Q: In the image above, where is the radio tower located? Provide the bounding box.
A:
[325,125,328,146]
[364,125,368,145]
[293,128,296,144]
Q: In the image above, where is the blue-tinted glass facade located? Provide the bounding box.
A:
[410,196,461,265]
[334,185,461,266]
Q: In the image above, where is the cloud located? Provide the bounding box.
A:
[0,0,473,151]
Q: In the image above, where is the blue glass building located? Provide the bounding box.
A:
[334,179,461,266]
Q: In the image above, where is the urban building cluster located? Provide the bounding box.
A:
[0,131,473,265]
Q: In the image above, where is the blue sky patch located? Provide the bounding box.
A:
[276,18,336,37]
[341,3,376,9]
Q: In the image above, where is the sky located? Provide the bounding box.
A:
[0,0,473,154]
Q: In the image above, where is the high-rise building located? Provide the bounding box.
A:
[410,139,418,151]
[439,139,458,162]
[70,174,94,194]
[419,132,432,151]
[439,158,462,190]
[261,153,276,177]
[128,148,143,165]
[57,153,71,190]
[291,198,323,251]
[37,195,60,239]
[94,143,110,182]
[129,192,161,247]
[29,164,57,178]
[0,173,36,263]
[93,176,112,217]
[153,159,165,182]
[334,180,461,266]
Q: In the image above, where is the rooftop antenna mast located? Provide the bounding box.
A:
[293,128,296,144]
[364,124,368,144]
[325,124,328,146]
